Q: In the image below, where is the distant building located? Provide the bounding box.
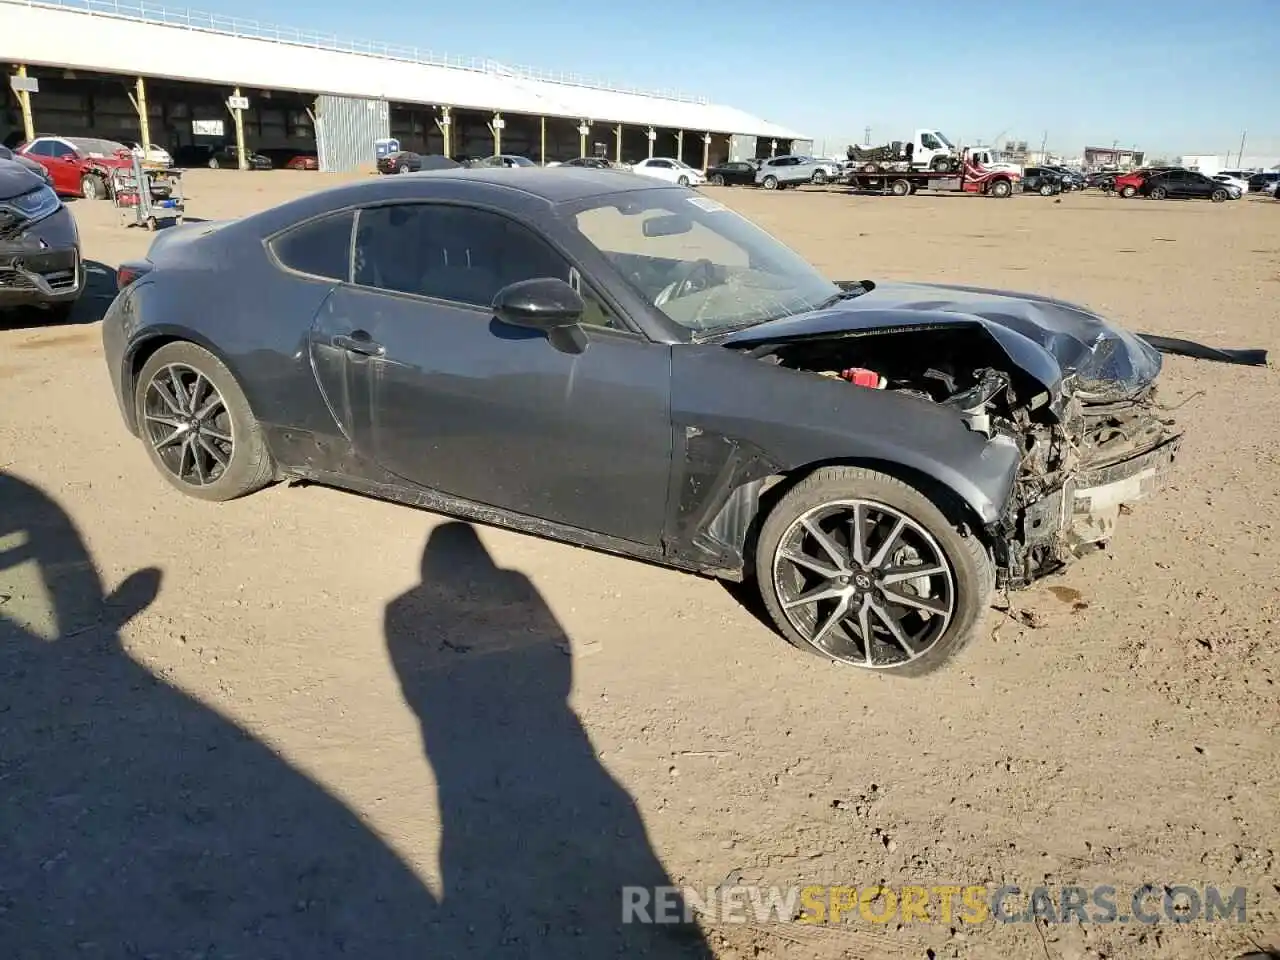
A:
[1083,145,1144,170]
[1179,154,1280,175]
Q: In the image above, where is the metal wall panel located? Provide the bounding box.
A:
[315,94,390,173]
[729,135,757,162]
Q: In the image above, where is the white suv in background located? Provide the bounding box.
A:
[630,157,706,186]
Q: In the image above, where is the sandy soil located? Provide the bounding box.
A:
[2,171,1278,959]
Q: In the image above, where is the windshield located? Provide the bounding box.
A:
[563,189,840,336]
[934,131,955,149]
[67,137,128,157]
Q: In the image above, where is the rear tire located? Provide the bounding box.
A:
[1120,184,1137,198]
[754,466,994,677]
[710,174,725,186]
[677,175,690,187]
[1150,186,1168,200]
[134,341,275,502]
[812,170,827,185]
[398,162,411,174]
[762,175,779,190]
[1039,182,1055,196]
[208,156,220,169]
[890,179,911,197]
[1210,188,1228,203]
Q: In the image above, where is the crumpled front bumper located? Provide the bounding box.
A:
[0,204,82,307]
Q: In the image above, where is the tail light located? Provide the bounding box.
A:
[116,262,151,291]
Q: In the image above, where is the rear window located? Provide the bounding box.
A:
[269,211,354,281]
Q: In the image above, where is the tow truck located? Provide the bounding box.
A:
[845,154,1020,198]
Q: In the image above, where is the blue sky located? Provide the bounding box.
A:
[206,0,1276,158]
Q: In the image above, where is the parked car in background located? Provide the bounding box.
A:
[257,148,319,170]
[630,157,706,186]
[205,144,272,170]
[1140,168,1234,202]
[1020,166,1064,196]
[1113,166,1179,198]
[0,153,82,321]
[755,155,824,190]
[1044,166,1085,190]
[550,157,617,169]
[467,154,538,169]
[16,135,136,199]
[1085,171,1116,191]
[0,143,53,185]
[377,150,424,175]
[1211,173,1249,196]
[705,160,759,186]
[809,158,843,184]
[1247,171,1279,193]
[130,142,173,167]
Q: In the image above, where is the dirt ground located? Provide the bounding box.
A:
[2,171,1278,959]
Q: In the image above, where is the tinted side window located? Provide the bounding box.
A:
[27,141,55,157]
[270,211,354,281]
[353,204,569,305]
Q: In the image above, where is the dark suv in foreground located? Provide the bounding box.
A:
[0,154,82,321]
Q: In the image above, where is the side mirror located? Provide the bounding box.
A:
[492,277,588,354]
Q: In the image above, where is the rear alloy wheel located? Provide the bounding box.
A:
[1211,188,1228,203]
[812,169,827,185]
[1150,185,1168,200]
[1039,182,1055,196]
[710,174,725,186]
[134,341,274,502]
[762,175,779,190]
[755,466,993,676]
[1120,184,1137,198]
[398,162,411,174]
[80,174,106,200]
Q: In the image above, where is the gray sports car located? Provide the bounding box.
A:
[102,168,1196,675]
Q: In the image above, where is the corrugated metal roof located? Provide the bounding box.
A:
[0,0,808,139]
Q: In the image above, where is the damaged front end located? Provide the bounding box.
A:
[0,167,82,311]
[735,313,1183,590]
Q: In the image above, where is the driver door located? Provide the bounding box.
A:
[309,201,674,547]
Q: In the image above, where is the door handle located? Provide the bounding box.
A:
[332,331,385,357]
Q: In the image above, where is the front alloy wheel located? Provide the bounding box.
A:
[755,466,993,675]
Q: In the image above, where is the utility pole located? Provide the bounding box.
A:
[1236,130,1247,167]
[864,126,871,146]
[1040,130,1048,156]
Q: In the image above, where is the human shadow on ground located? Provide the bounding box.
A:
[0,476,708,957]
[385,520,711,958]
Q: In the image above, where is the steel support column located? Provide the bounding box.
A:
[15,65,35,143]
[231,87,247,170]
[436,106,452,158]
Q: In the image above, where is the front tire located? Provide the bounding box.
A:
[80,174,106,200]
[677,175,690,187]
[988,178,1012,198]
[134,341,275,502]
[1211,188,1228,203]
[754,466,994,677]
[710,174,725,186]
[1039,182,1055,196]
[398,162,411,174]
[812,170,827,185]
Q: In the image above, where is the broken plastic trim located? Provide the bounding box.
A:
[1139,335,1267,367]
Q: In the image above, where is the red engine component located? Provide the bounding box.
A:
[839,367,886,389]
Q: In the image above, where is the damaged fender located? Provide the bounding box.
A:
[664,347,1021,576]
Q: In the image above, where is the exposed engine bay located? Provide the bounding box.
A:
[741,326,1183,589]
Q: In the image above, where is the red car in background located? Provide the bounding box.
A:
[285,154,319,170]
[1113,166,1179,199]
[16,135,136,200]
